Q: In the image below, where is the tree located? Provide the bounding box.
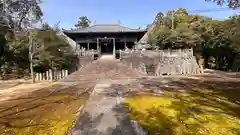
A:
[32,23,78,72]
[0,26,9,56]
[75,16,91,29]
[0,22,78,80]
[225,16,240,53]
[0,0,42,58]
[0,0,43,31]
[147,8,240,71]
[0,29,29,79]
[148,8,203,49]
[154,12,165,25]
[206,0,240,8]
[0,1,80,80]
[0,0,43,81]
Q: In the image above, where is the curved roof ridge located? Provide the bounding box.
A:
[120,25,140,30]
[63,23,147,33]
[91,24,139,30]
[93,24,119,26]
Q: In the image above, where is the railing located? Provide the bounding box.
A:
[120,48,194,58]
[75,49,99,57]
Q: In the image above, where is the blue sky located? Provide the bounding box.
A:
[41,0,239,29]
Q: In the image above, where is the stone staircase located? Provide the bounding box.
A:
[59,59,141,84]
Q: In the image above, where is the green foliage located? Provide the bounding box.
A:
[205,0,240,8]
[0,27,29,79]
[0,0,43,31]
[0,26,8,56]
[0,23,78,80]
[32,23,77,72]
[0,0,45,79]
[149,9,205,49]
[75,16,91,29]
[149,8,240,70]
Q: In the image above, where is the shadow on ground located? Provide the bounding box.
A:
[123,74,240,135]
[137,74,240,119]
[0,83,91,135]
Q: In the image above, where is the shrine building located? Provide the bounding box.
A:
[63,24,147,57]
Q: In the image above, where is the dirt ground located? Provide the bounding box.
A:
[0,59,141,135]
[0,63,239,135]
[0,81,55,102]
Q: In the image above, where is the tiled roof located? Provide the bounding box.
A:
[63,24,146,33]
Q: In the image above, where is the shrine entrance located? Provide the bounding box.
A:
[97,37,116,56]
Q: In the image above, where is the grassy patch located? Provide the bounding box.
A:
[0,84,89,135]
[125,90,240,135]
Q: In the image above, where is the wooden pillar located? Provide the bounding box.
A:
[124,36,127,49]
[97,38,100,55]
[87,42,90,50]
[113,38,116,57]
[97,38,100,54]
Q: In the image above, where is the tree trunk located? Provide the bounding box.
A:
[29,54,35,83]
[29,32,35,83]
[198,55,205,68]
[216,56,219,70]
[204,55,209,69]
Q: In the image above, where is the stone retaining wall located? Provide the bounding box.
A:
[120,49,203,76]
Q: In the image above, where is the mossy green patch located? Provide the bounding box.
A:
[0,84,89,135]
[125,90,240,135]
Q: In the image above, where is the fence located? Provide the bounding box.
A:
[75,49,98,57]
[76,49,98,68]
[35,69,68,82]
[120,48,194,58]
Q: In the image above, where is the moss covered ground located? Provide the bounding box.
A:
[125,88,240,135]
[0,84,89,135]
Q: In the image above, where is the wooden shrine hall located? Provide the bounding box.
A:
[63,24,146,57]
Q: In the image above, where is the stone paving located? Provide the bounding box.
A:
[60,58,142,135]
[72,79,137,135]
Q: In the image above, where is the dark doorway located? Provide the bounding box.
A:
[99,38,114,55]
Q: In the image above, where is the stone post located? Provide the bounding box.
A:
[36,73,39,81]
[65,70,68,77]
[46,70,49,80]
[62,70,65,78]
[49,69,53,81]
[119,50,122,59]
